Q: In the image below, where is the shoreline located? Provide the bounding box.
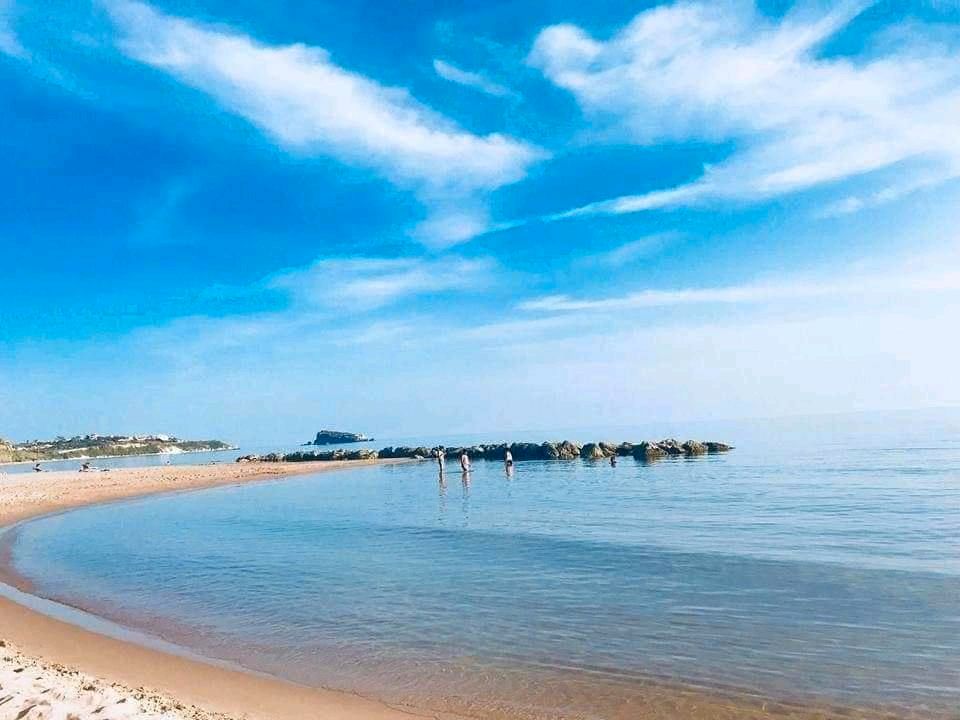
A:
[0,460,930,720]
[0,459,444,720]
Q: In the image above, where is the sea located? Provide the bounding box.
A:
[4,409,960,719]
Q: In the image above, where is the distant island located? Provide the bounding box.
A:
[306,430,374,446]
[0,434,235,464]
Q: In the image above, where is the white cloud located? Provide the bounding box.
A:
[528,1,960,219]
[433,58,514,97]
[583,233,678,266]
[819,167,960,217]
[268,256,496,311]
[106,1,544,246]
[125,254,496,368]
[0,0,28,58]
[519,268,960,312]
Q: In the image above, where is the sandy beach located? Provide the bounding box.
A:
[0,460,436,720]
[0,462,930,720]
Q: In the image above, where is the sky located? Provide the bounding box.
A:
[2,0,960,444]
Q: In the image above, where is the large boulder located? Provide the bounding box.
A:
[506,442,540,460]
[280,451,317,462]
[555,440,582,459]
[580,443,606,460]
[706,441,733,453]
[581,442,617,459]
[658,438,684,456]
[615,442,634,456]
[540,442,560,459]
[345,449,378,460]
[599,442,619,456]
[633,441,666,461]
[682,440,707,456]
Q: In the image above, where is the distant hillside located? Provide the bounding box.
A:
[0,438,29,463]
[0,434,234,463]
[308,430,373,446]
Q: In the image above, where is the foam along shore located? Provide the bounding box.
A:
[239,438,733,463]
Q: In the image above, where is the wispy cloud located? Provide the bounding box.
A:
[528,1,960,220]
[433,58,514,98]
[583,233,678,267]
[106,0,545,247]
[819,167,960,217]
[0,0,27,59]
[519,268,960,313]
[268,256,496,311]
[0,5,92,96]
[130,174,202,245]
[128,254,496,368]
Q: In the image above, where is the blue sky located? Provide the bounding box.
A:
[2,0,960,444]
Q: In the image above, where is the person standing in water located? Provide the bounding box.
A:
[460,450,471,472]
[505,449,514,470]
[436,446,446,472]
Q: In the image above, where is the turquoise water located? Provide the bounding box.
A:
[9,414,960,718]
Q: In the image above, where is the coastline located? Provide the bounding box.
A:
[0,461,927,720]
[0,460,441,720]
[0,445,239,468]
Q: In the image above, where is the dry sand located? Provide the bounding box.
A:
[0,637,230,720]
[0,461,929,720]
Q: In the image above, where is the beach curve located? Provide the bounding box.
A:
[0,461,933,720]
[0,459,445,720]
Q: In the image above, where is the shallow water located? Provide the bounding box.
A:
[9,413,960,718]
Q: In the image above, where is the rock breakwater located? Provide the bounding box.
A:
[236,439,732,464]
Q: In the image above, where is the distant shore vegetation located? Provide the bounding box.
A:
[0,434,233,463]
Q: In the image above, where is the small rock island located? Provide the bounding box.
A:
[307,430,374,446]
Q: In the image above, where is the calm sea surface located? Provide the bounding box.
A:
[8,412,960,718]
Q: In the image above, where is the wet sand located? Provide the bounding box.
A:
[0,462,932,720]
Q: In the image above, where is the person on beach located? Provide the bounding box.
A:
[460,450,471,472]
[80,461,91,472]
[33,462,42,472]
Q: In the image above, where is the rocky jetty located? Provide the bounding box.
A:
[238,439,732,464]
[307,430,374,446]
